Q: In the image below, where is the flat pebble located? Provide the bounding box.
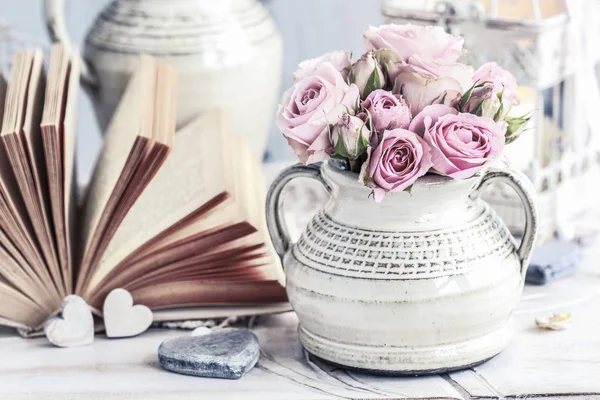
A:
[158,329,259,379]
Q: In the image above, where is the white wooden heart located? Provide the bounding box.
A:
[103,288,153,338]
[44,295,94,348]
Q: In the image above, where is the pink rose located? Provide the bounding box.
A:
[409,104,506,179]
[364,24,464,64]
[393,57,473,115]
[277,63,360,164]
[362,89,411,135]
[468,62,520,119]
[293,51,351,82]
[359,128,433,202]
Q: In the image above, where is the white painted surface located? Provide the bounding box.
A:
[0,241,599,398]
[0,313,461,399]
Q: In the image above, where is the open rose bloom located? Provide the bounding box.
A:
[276,24,530,202]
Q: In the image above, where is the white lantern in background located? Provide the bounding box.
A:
[384,0,600,243]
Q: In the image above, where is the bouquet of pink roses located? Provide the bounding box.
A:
[276,24,530,202]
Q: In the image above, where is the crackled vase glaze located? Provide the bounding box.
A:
[266,161,538,374]
[44,0,282,158]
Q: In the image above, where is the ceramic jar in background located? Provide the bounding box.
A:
[44,0,282,159]
[266,161,538,374]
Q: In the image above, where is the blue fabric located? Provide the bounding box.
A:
[525,240,581,285]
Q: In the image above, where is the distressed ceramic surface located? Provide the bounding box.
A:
[45,0,282,158]
[266,161,538,374]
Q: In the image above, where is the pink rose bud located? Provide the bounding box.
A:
[374,48,403,85]
[409,104,506,179]
[359,128,433,202]
[463,82,495,116]
[470,62,520,120]
[351,51,385,99]
[293,51,351,82]
[331,113,371,161]
[363,89,412,136]
[277,63,360,164]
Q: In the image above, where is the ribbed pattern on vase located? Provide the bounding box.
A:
[75,0,282,158]
[86,0,278,57]
[293,207,515,280]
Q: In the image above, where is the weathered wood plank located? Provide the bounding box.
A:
[449,242,600,398]
[0,312,463,399]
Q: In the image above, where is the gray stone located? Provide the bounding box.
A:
[158,329,260,379]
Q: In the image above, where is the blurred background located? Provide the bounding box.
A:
[1,0,599,245]
[0,0,384,181]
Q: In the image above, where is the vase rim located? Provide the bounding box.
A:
[322,159,481,192]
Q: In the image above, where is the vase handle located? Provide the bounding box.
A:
[44,0,97,89]
[470,167,539,279]
[266,163,332,261]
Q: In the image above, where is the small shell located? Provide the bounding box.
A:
[535,313,572,330]
[191,326,212,337]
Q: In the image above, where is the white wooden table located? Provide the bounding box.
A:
[0,241,599,400]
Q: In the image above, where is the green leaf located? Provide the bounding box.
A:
[348,158,362,173]
[380,60,389,83]
[473,100,484,116]
[437,92,448,105]
[493,89,506,121]
[326,122,334,143]
[363,67,383,99]
[504,112,533,144]
[459,81,487,112]
[493,101,505,122]
[354,129,370,160]
[374,49,399,88]
[334,133,350,158]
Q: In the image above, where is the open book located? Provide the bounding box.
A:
[0,45,287,334]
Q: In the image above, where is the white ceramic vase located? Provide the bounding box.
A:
[266,161,538,374]
[44,0,282,158]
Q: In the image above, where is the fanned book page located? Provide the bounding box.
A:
[0,45,287,334]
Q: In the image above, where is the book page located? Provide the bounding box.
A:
[20,50,62,293]
[230,125,284,283]
[86,112,231,291]
[0,222,56,308]
[0,57,47,274]
[77,57,155,291]
[79,59,153,255]
[41,44,77,291]
[0,276,48,328]
[151,302,291,322]
[130,279,287,310]
[63,53,80,289]
[0,50,62,299]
